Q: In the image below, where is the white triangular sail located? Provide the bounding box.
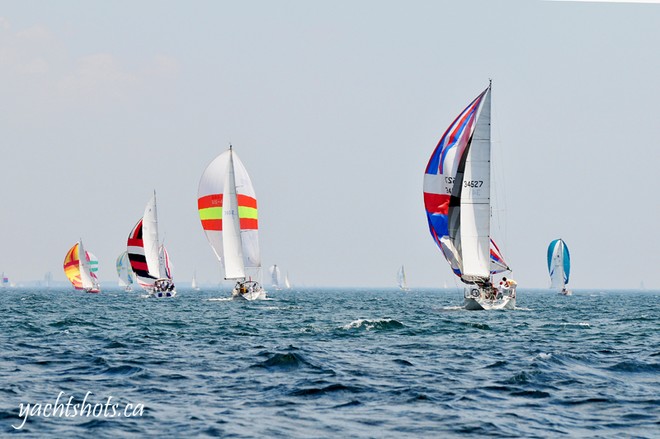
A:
[458,89,491,282]
[142,193,162,279]
[269,265,281,288]
[78,239,96,290]
[284,273,291,289]
[222,151,246,280]
[397,265,408,290]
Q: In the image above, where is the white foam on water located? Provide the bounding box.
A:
[342,318,398,330]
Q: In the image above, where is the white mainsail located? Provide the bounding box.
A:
[550,249,565,290]
[458,89,491,282]
[142,192,162,279]
[78,239,96,290]
[222,150,246,280]
[270,265,281,288]
[397,265,408,290]
[284,273,291,289]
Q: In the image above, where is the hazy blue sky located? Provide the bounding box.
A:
[1,0,658,289]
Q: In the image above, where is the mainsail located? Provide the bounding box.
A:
[270,265,281,288]
[397,265,408,290]
[198,147,261,281]
[424,84,510,285]
[191,271,199,290]
[547,239,570,289]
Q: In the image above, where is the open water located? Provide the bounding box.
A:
[0,287,658,438]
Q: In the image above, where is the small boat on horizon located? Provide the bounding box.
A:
[270,265,282,291]
[1,272,12,288]
[63,239,101,293]
[548,238,571,295]
[191,271,200,291]
[127,192,176,298]
[423,82,516,310]
[397,265,410,291]
[198,145,266,300]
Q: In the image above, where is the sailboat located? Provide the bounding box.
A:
[191,271,200,291]
[284,272,291,290]
[423,82,516,310]
[116,250,135,292]
[198,145,266,300]
[397,265,410,291]
[548,238,571,295]
[63,240,101,293]
[126,192,176,298]
[269,265,282,290]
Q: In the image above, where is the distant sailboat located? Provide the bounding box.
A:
[548,238,571,295]
[198,145,266,300]
[127,192,176,298]
[284,272,291,290]
[397,265,410,291]
[269,265,282,290]
[63,240,101,293]
[1,273,10,288]
[116,251,135,292]
[423,83,516,310]
[191,271,200,291]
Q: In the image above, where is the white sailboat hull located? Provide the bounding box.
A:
[231,280,266,301]
[148,278,177,298]
[232,290,266,301]
[463,286,516,310]
[150,290,177,298]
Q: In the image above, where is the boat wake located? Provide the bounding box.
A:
[439,306,465,312]
[341,318,404,331]
[208,297,233,302]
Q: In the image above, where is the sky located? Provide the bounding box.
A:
[1,0,659,290]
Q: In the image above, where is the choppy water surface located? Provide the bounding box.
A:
[1,287,658,437]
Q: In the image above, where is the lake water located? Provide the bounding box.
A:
[1,287,658,437]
